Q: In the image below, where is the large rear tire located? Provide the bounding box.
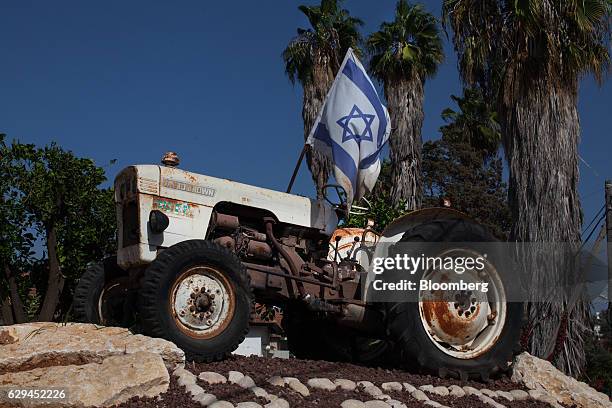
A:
[386,219,523,381]
[139,240,252,362]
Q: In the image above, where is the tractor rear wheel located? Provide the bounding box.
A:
[73,256,135,327]
[139,240,252,362]
[386,219,523,380]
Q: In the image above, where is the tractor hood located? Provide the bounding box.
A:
[115,164,338,236]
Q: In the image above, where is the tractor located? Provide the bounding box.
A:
[74,153,523,380]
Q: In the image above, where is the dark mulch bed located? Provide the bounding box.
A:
[111,355,563,407]
[113,375,199,408]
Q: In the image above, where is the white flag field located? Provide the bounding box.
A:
[306,48,391,207]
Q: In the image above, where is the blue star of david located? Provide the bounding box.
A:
[336,104,375,144]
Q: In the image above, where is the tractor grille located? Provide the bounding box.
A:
[122,200,139,247]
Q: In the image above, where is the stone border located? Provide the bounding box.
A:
[178,369,564,408]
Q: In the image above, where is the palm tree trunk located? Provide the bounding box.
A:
[302,54,335,199]
[385,76,424,210]
[501,79,586,375]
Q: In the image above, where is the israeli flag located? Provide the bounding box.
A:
[307,48,391,206]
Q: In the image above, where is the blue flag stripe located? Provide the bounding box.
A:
[341,57,388,170]
[312,123,357,193]
[342,58,388,150]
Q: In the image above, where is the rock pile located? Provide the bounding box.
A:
[0,323,185,407]
[511,352,612,408]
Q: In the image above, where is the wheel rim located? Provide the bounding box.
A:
[418,248,507,359]
[170,266,235,339]
[98,279,128,326]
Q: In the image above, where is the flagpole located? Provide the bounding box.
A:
[286,144,309,193]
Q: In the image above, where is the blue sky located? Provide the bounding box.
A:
[1,0,610,236]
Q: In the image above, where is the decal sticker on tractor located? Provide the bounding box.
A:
[153,197,193,217]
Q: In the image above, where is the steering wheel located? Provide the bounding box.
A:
[323,184,348,209]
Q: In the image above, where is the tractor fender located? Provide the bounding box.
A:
[378,207,473,244]
[363,207,474,303]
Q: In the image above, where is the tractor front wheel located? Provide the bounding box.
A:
[139,240,252,362]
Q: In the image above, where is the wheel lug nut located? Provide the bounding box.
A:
[207,319,212,325]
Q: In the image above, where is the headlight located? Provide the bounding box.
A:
[149,210,169,233]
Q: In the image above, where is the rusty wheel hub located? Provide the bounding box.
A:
[418,248,507,359]
[171,267,233,337]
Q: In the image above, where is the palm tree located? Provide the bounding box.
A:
[283,0,363,198]
[440,87,501,162]
[444,0,611,374]
[367,1,443,209]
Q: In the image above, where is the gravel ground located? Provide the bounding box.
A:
[112,355,566,407]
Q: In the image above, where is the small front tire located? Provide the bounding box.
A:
[139,240,252,362]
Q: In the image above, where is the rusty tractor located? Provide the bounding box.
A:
[74,154,523,380]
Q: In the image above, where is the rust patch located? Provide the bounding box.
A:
[422,301,480,341]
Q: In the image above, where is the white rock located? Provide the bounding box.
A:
[265,398,289,408]
[287,379,310,397]
[496,390,514,402]
[174,367,192,378]
[375,394,391,401]
[411,389,429,401]
[419,384,435,393]
[478,394,505,408]
[509,389,529,401]
[512,352,612,408]
[283,377,299,384]
[236,403,263,408]
[386,400,407,408]
[307,377,336,391]
[364,401,391,408]
[228,370,245,384]
[341,400,366,408]
[402,383,416,393]
[193,392,218,406]
[463,386,482,396]
[381,382,402,392]
[423,401,442,407]
[0,351,168,407]
[358,381,375,388]
[448,385,465,397]
[210,401,235,408]
[250,386,269,399]
[178,373,198,387]
[199,371,227,384]
[268,376,285,387]
[480,389,498,398]
[237,375,256,389]
[0,323,184,371]
[363,385,383,397]
[335,379,357,391]
[432,386,449,396]
[185,382,206,397]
